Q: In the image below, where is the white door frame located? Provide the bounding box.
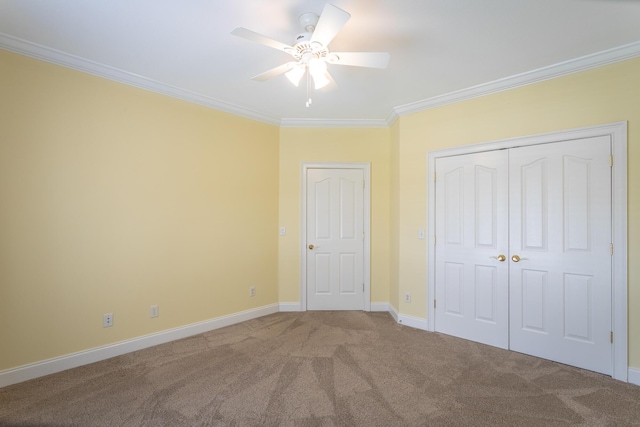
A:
[301,162,371,311]
[427,121,628,381]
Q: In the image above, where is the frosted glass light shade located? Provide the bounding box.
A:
[285,66,305,86]
[309,59,328,89]
[312,73,329,89]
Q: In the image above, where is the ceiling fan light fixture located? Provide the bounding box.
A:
[309,58,329,89]
[285,65,305,86]
[309,57,326,72]
[308,59,329,89]
[231,4,389,101]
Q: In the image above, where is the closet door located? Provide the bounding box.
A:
[434,150,509,349]
[508,136,612,375]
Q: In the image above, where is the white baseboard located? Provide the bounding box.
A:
[397,313,429,331]
[7,302,631,389]
[278,302,302,312]
[280,302,390,313]
[370,302,389,312]
[388,304,399,322]
[388,304,429,331]
[0,303,279,388]
[628,367,640,386]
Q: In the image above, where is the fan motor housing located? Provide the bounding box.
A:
[290,32,328,61]
[294,32,312,43]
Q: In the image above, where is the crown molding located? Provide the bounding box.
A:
[279,117,389,128]
[0,33,281,126]
[392,40,640,119]
[385,108,399,127]
[3,32,639,129]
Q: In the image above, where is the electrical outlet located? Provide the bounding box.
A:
[404,292,411,303]
[103,313,113,328]
[150,305,159,318]
[249,287,256,297]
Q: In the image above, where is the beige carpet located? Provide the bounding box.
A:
[1,311,639,426]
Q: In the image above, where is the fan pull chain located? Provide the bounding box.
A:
[305,68,312,107]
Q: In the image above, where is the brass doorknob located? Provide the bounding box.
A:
[497,254,506,262]
[308,244,314,250]
[511,255,521,262]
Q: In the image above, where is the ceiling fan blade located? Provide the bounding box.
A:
[251,62,298,82]
[310,4,350,47]
[330,52,390,69]
[231,27,291,53]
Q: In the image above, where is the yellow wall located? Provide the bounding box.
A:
[278,128,391,306]
[0,50,280,371]
[1,46,638,375]
[394,57,640,367]
[388,120,400,312]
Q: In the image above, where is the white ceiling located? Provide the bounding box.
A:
[1,0,640,126]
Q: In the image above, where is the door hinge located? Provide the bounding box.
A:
[610,243,614,255]
[434,299,436,309]
[362,283,365,292]
[610,331,614,343]
[610,155,613,167]
[434,172,437,182]
[363,180,365,189]
[434,235,436,245]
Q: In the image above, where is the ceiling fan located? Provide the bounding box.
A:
[231,3,390,105]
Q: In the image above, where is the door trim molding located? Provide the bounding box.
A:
[300,162,371,311]
[427,121,628,381]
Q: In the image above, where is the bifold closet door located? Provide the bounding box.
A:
[509,136,612,375]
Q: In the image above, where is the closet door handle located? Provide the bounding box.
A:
[511,255,528,262]
[489,254,506,262]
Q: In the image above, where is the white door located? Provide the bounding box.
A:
[509,136,612,374]
[306,168,365,310]
[434,136,612,374]
[434,150,510,349]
